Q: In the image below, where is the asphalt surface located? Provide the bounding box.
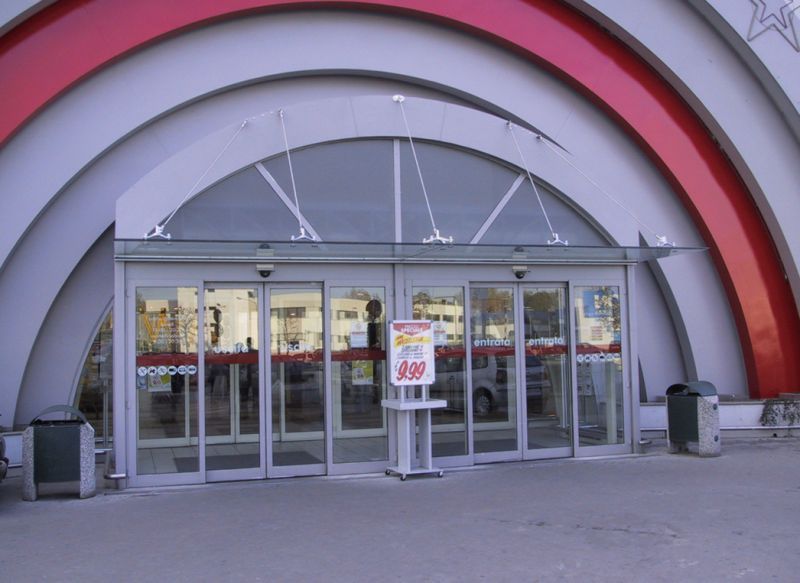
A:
[1,437,799,582]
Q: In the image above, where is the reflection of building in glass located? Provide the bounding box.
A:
[413,290,464,346]
[270,291,323,353]
[206,290,259,351]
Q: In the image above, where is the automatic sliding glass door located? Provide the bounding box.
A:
[329,286,389,468]
[411,286,468,459]
[522,287,572,458]
[573,285,627,452]
[203,287,262,479]
[134,286,200,478]
[269,287,326,475]
[470,286,518,457]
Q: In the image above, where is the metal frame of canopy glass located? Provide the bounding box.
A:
[115,240,705,265]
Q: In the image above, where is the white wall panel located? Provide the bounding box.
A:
[15,229,114,424]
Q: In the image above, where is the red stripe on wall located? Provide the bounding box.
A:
[2,0,797,397]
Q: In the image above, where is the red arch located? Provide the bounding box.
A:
[1,0,797,397]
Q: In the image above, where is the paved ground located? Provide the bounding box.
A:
[1,438,799,582]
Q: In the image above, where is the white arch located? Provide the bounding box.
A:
[3,10,742,425]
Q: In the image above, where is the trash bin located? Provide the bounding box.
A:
[22,405,95,500]
[665,381,721,457]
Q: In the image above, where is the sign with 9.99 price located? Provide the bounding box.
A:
[389,320,435,386]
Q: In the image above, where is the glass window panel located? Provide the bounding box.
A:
[481,180,607,246]
[164,139,612,246]
[168,167,300,241]
[271,289,325,466]
[471,287,517,453]
[523,288,571,450]
[412,286,466,457]
[263,140,395,242]
[75,310,113,443]
[331,287,388,464]
[401,142,516,244]
[204,288,260,471]
[135,287,199,474]
[574,286,624,446]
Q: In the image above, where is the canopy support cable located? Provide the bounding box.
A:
[393,95,453,244]
[144,120,248,240]
[536,133,675,247]
[507,122,567,246]
[278,109,316,242]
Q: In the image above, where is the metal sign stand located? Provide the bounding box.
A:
[383,319,446,481]
[382,384,446,480]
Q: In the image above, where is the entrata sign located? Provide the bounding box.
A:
[389,320,435,386]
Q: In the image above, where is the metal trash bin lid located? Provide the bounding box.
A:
[666,381,717,397]
[29,405,88,426]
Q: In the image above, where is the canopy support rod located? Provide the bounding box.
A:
[537,134,675,247]
[278,109,316,242]
[507,121,567,246]
[145,120,248,240]
[393,95,453,244]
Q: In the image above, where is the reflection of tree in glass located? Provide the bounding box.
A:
[485,288,512,320]
[524,291,563,337]
[472,288,513,337]
[412,291,432,319]
[171,305,198,353]
[135,292,197,353]
[594,287,621,334]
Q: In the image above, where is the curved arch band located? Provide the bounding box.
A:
[1,0,797,397]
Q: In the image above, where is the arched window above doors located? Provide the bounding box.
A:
[165,138,608,246]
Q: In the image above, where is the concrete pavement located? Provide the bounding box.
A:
[1,438,799,582]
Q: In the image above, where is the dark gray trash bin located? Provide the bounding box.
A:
[666,381,721,457]
[22,405,95,500]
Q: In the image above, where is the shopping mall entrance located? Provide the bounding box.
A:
[122,257,633,487]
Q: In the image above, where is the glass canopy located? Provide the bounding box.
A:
[115,239,704,265]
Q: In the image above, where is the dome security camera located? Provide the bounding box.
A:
[256,263,274,278]
[512,265,529,280]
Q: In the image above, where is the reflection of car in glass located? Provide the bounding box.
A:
[0,415,8,483]
[431,353,551,418]
[472,355,550,417]
[430,355,468,415]
[523,356,551,415]
[471,354,507,418]
[0,435,7,483]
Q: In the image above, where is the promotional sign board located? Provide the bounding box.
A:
[389,320,435,386]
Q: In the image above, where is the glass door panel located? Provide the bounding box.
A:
[574,286,624,446]
[412,286,467,457]
[330,287,388,464]
[135,286,199,474]
[470,287,517,454]
[204,288,260,472]
[270,288,325,467]
[523,288,571,451]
